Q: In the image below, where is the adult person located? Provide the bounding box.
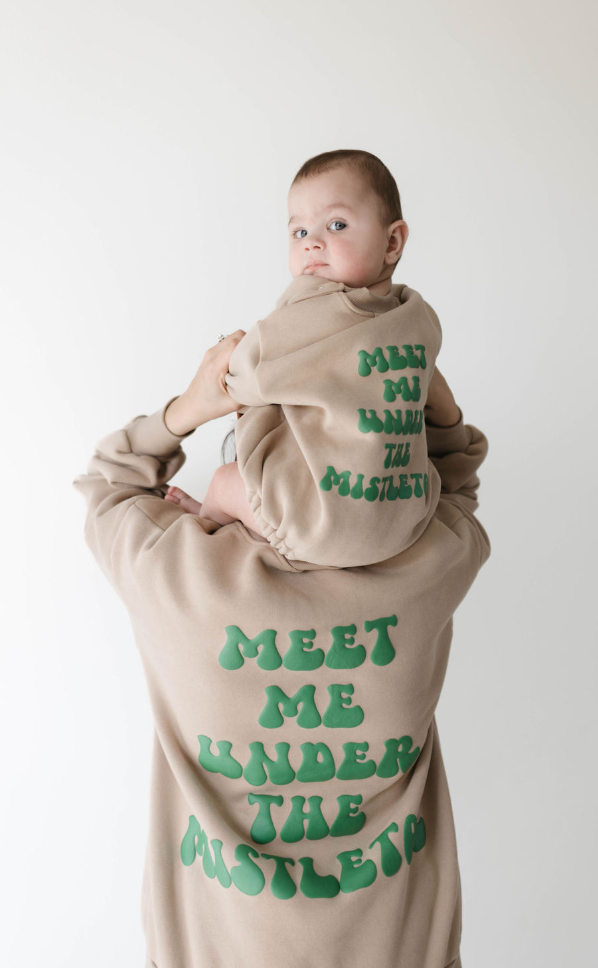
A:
[73,332,490,968]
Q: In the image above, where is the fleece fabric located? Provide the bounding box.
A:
[72,396,490,968]
[225,274,443,567]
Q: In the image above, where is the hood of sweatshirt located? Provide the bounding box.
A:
[224,274,444,568]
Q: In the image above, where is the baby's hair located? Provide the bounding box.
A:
[221,426,237,464]
[291,148,404,261]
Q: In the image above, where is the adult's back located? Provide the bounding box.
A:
[73,369,489,968]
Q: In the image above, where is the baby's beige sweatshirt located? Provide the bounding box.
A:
[73,383,490,968]
[225,274,443,567]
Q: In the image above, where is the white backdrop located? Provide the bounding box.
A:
[2,1,597,965]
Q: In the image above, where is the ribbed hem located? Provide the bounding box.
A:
[126,396,196,458]
[245,487,298,560]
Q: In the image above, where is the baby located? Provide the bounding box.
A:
[165,150,455,567]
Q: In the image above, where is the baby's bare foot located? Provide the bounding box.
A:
[164,486,203,516]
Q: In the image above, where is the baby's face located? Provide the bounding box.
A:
[287,167,406,290]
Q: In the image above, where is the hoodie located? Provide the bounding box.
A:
[224,274,444,567]
[72,389,490,968]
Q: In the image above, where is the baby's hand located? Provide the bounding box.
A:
[164,486,203,516]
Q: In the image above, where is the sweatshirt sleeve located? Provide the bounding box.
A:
[425,407,491,567]
[71,396,219,600]
[224,323,266,408]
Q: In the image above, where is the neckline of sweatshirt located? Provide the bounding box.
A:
[274,273,407,316]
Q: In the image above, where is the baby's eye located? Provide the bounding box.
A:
[291,221,346,240]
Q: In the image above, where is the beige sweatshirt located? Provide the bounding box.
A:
[225,274,443,567]
[72,390,490,968]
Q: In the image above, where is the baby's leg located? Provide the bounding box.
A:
[199,461,261,533]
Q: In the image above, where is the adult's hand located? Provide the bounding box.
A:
[165,330,246,435]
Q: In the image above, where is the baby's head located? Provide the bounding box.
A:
[287,149,408,293]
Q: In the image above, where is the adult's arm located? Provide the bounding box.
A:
[72,396,221,597]
[72,332,245,600]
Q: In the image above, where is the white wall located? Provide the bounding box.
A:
[2,1,596,965]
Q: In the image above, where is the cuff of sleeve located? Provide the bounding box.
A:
[126,396,197,458]
[425,407,471,458]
